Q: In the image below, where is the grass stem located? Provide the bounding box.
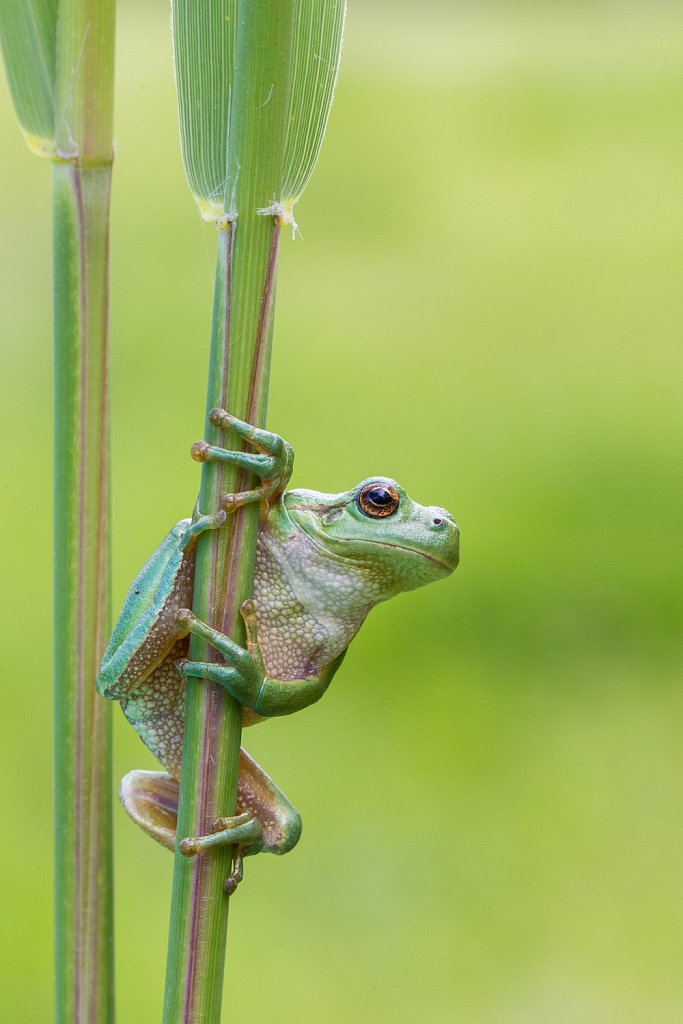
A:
[164,1,344,1017]
[53,160,114,1024]
[52,2,116,1020]
[162,3,294,1018]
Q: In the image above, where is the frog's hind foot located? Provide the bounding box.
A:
[119,752,301,898]
[179,812,263,897]
[178,810,263,857]
[190,408,293,508]
[120,771,261,896]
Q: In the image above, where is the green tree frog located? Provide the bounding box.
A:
[97,409,459,892]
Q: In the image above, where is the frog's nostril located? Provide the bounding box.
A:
[429,506,454,530]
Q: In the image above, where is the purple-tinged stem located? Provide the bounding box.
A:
[163,214,281,1024]
[53,2,116,1020]
[53,160,114,1024]
[163,5,294,1020]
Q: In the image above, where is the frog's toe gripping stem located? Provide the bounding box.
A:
[181,831,249,896]
[176,606,333,717]
[178,508,228,551]
[240,599,266,673]
[190,408,293,508]
[208,408,287,458]
[174,608,264,707]
[179,810,264,857]
[224,849,246,895]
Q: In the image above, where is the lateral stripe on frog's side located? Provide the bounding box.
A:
[97,409,459,894]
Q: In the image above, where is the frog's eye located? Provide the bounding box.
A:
[357,483,400,519]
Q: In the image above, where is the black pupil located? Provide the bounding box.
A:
[367,487,393,506]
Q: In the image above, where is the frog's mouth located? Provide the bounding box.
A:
[303,529,457,574]
[347,536,458,573]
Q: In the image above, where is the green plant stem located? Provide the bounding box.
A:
[163,217,280,1024]
[163,4,294,1021]
[53,2,115,1022]
[53,159,114,1024]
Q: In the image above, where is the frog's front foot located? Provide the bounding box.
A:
[190,408,293,510]
[175,609,265,709]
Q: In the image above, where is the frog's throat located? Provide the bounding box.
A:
[254,525,372,679]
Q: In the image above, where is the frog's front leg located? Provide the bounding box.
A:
[190,408,293,510]
[175,603,340,717]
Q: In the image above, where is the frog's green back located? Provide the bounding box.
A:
[96,520,194,699]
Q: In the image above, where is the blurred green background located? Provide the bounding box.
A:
[2,1,682,1020]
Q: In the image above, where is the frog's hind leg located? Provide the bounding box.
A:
[119,770,179,851]
[119,751,302,893]
[236,748,302,857]
[179,749,302,860]
[180,749,303,894]
[118,769,261,856]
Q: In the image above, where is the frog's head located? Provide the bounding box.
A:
[283,478,459,600]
